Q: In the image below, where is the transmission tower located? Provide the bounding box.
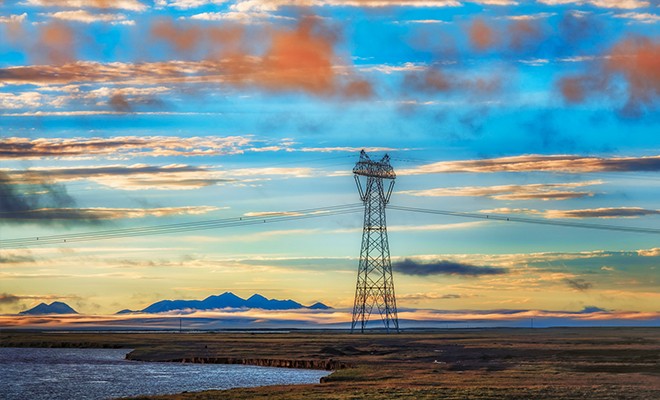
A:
[351,150,399,333]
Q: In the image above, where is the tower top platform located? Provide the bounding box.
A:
[352,149,396,180]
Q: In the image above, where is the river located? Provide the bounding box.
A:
[1,347,330,400]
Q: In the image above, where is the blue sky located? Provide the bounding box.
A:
[0,0,658,328]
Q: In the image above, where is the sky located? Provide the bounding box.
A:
[0,0,658,329]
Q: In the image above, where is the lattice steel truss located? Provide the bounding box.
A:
[351,150,399,333]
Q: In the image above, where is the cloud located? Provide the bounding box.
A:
[1,206,220,223]
[564,278,593,291]
[614,12,660,24]
[0,92,45,109]
[188,11,295,22]
[34,21,77,64]
[147,17,372,98]
[558,36,659,116]
[393,258,508,277]
[44,10,134,25]
[243,211,302,217]
[398,292,462,301]
[397,154,660,175]
[503,13,556,21]
[0,136,254,160]
[0,251,35,264]
[0,170,81,225]
[637,248,660,257]
[2,17,371,99]
[399,180,602,201]
[0,294,21,304]
[537,0,649,9]
[22,0,148,11]
[1,169,221,224]
[402,66,502,97]
[468,18,495,51]
[480,206,660,219]
[0,13,27,24]
[158,0,229,9]
[3,163,319,192]
[0,293,81,305]
[545,207,660,219]
[5,164,232,190]
[230,0,463,12]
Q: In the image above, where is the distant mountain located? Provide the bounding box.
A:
[308,302,332,310]
[118,292,331,314]
[20,302,78,315]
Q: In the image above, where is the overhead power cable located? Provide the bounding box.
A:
[4,202,658,248]
[1,203,363,247]
[388,205,660,235]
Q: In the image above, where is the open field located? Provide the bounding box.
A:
[2,328,659,399]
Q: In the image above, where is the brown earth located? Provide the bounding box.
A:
[2,328,659,399]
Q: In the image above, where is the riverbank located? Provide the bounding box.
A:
[2,328,659,399]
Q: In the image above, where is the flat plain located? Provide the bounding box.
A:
[2,327,659,399]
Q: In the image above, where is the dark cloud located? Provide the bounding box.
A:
[0,293,82,305]
[393,259,507,277]
[549,207,660,219]
[564,278,593,291]
[0,253,35,264]
[0,293,21,304]
[0,170,87,225]
[0,170,218,224]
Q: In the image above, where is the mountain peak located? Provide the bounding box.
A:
[20,301,78,315]
[308,302,332,310]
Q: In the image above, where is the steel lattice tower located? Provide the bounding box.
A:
[351,150,399,333]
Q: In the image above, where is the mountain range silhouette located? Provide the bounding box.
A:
[116,292,331,314]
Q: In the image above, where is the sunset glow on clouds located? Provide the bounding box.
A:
[1,0,658,327]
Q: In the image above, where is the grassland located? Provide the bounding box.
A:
[2,328,659,399]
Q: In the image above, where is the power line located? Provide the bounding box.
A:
[1,204,363,247]
[4,202,658,248]
[388,205,660,235]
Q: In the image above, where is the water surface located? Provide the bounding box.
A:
[1,347,329,400]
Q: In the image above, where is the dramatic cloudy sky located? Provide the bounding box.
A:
[1,0,658,327]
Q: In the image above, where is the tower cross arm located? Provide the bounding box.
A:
[352,151,396,180]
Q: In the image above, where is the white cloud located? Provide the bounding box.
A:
[536,0,649,9]
[503,12,556,20]
[519,58,550,66]
[231,0,463,14]
[0,13,28,24]
[43,10,132,24]
[188,11,294,22]
[0,92,43,109]
[614,12,660,24]
[21,0,148,11]
[359,62,427,74]
[158,0,229,9]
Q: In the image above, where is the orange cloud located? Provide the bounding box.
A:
[35,21,76,64]
[468,18,495,51]
[558,36,659,116]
